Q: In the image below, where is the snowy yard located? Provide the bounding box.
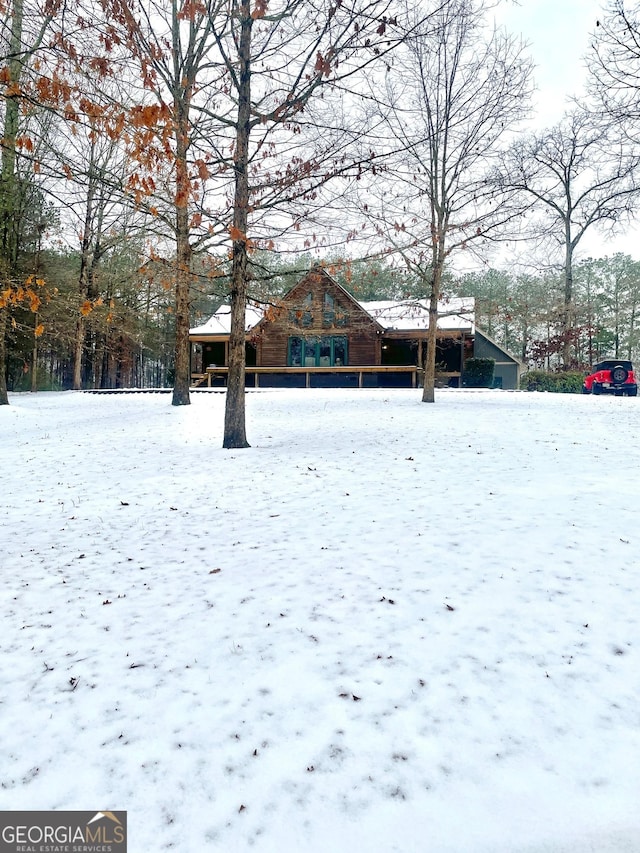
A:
[1,388,639,852]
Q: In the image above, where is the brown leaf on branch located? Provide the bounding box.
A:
[177,0,207,20]
[16,136,34,153]
[252,0,269,19]
[194,159,209,181]
[314,52,332,77]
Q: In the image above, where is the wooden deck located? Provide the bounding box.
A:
[191,365,426,389]
[191,366,463,389]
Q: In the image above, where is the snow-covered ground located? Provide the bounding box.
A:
[1,388,639,852]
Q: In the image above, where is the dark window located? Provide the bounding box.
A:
[288,335,348,367]
[304,337,318,366]
[323,292,335,326]
[288,336,303,366]
[332,336,347,365]
[319,337,331,366]
[323,291,348,326]
[290,292,313,327]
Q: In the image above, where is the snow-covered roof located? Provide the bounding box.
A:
[190,297,475,336]
[357,298,474,333]
[190,302,265,336]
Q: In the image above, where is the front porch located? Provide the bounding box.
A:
[190,364,465,389]
[191,364,425,389]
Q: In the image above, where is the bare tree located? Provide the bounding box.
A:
[55,127,134,390]
[499,108,640,368]
[201,0,411,447]
[87,0,398,425]
[84,0,234,407]
[360,0,533,402]
[590,0,640,133]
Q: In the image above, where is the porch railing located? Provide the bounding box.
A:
[191,365,460,389]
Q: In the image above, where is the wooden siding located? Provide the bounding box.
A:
[252,267,381,367]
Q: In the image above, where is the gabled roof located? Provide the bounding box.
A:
[358,298,474,333]
[189,288,475,338]
[250,265,385,333]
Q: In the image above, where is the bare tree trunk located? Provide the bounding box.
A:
[172,218,192,405]
[422,282,439,403]
[72,314,86,390]
[0,0,22,405]
[0,308,8,404]
[223,1,252,448]
[172,100,192,406]
[561,225,574,368]
[422,232,445,403]
[31,313,38,392]
[73,149,97,390]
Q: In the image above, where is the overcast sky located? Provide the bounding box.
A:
[495,0,603,126]
[493,0,638,260]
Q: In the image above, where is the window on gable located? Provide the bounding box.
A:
[323,292,335,326]
[290,292,313,328]
[323,291,348,327]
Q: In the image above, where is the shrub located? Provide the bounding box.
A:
[520,370,584,394]
[462,357,495,388]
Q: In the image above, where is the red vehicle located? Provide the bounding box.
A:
[583,359,637,396]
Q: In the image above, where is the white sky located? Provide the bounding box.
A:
[493,0,639,260]
[495,0,603,126]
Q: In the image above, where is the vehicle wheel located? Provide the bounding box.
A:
[592,382,602,395]
[582,385,591,394]
[611,365,629,383]
[628,387,638,397]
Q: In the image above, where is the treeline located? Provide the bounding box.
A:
[4,250,412,391]
[7,245,172,391]
[7,246,639,392]
[459,255,640,369]
[5,240,229,391]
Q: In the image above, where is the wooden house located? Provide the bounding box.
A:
[190,267,521,389]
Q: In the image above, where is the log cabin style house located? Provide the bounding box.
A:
[189,266,521,389]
